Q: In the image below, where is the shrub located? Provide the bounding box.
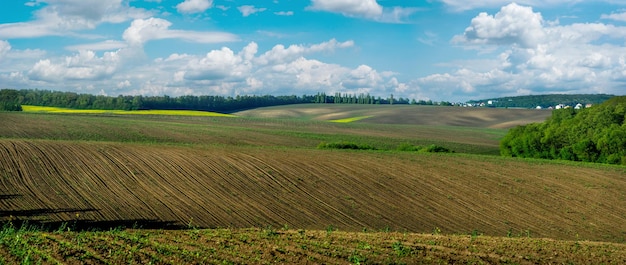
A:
[396,143,423,152]
[423,144,452,153]
[317,141,375,150]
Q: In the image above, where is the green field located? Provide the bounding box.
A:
[1,104,625,264]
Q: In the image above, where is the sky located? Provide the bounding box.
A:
[1,0,626,102]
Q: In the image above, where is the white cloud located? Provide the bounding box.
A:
[65,40,127,51]
[307,0,419,23]
[122,18,238,46]
[28,50,121,82]
[341,65,383,90]
[0,0,152,39]
[117,80,131,88]
[601,11,626,21]
[3,36,414,98]
[238,5,267,17]
[257,39,354,65]
[440,0,586,12]
[309,0,383,19]
[0,40,10,59]
[184,46,249,80]
[379,7,422,24]
[176,0,213,14]
[274,11,294,16]
[419,3,626,101]
[453,3,545,49]
[121,39,408,97]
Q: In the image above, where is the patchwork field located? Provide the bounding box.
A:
[235,104,552,128]
[0,105,625,263]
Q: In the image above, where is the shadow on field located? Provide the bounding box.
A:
[0,194,184,231]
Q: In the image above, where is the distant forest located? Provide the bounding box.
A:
[468,94,615,108]
[0,89,618,112]
[0,89,419,112]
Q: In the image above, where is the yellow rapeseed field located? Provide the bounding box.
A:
[22,105,236,117]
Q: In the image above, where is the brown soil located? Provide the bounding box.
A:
[1,139,624,242]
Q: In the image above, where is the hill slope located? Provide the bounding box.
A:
[235,104,552,129]
[1,111,624,243]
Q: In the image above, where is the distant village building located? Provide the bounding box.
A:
[536,106,542,109]
[574,103,583,109]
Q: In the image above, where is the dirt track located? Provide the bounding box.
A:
[1,139,624,242]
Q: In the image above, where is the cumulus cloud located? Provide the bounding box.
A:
[28,50,121,82]
[122,18,238,46]
[6,36,409,99]
[184,46,251,80]
[419,3,626,101]
[237,5,267,17]
[176,0,213,14]
[257,39,354,65]
[126,38,408,97]
[453,3,545,49]
[0,0,152,39]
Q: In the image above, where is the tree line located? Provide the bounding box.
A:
[500,96,626,164]
[468,94,614,108]
[0,89,421,112]
[313,92,452,106]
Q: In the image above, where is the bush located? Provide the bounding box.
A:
[317,141,375,150]
[396,143,452,153]
[396,143,422,152]
[423,144,452,153]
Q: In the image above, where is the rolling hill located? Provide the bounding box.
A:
[234,104,552,129]
[1,106,624,245]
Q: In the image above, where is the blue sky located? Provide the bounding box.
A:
[1,0,625,102]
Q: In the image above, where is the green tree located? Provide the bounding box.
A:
[0,89,23,111]
[501,96,626,164]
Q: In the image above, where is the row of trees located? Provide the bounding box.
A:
[1,89,412,112]
[500,96,626,164]
[313,92,452,106]
[313,92,410,105]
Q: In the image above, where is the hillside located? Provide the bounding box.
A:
[235,104,552,129]
[1,110,625,244]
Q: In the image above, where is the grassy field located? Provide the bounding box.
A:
[1,105,625,264]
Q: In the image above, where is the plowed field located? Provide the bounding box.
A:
[0,108,625,246]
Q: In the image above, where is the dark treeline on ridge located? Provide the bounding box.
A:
[468,94,614,108]
[0,89,416,112]
[500,96,626,165]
